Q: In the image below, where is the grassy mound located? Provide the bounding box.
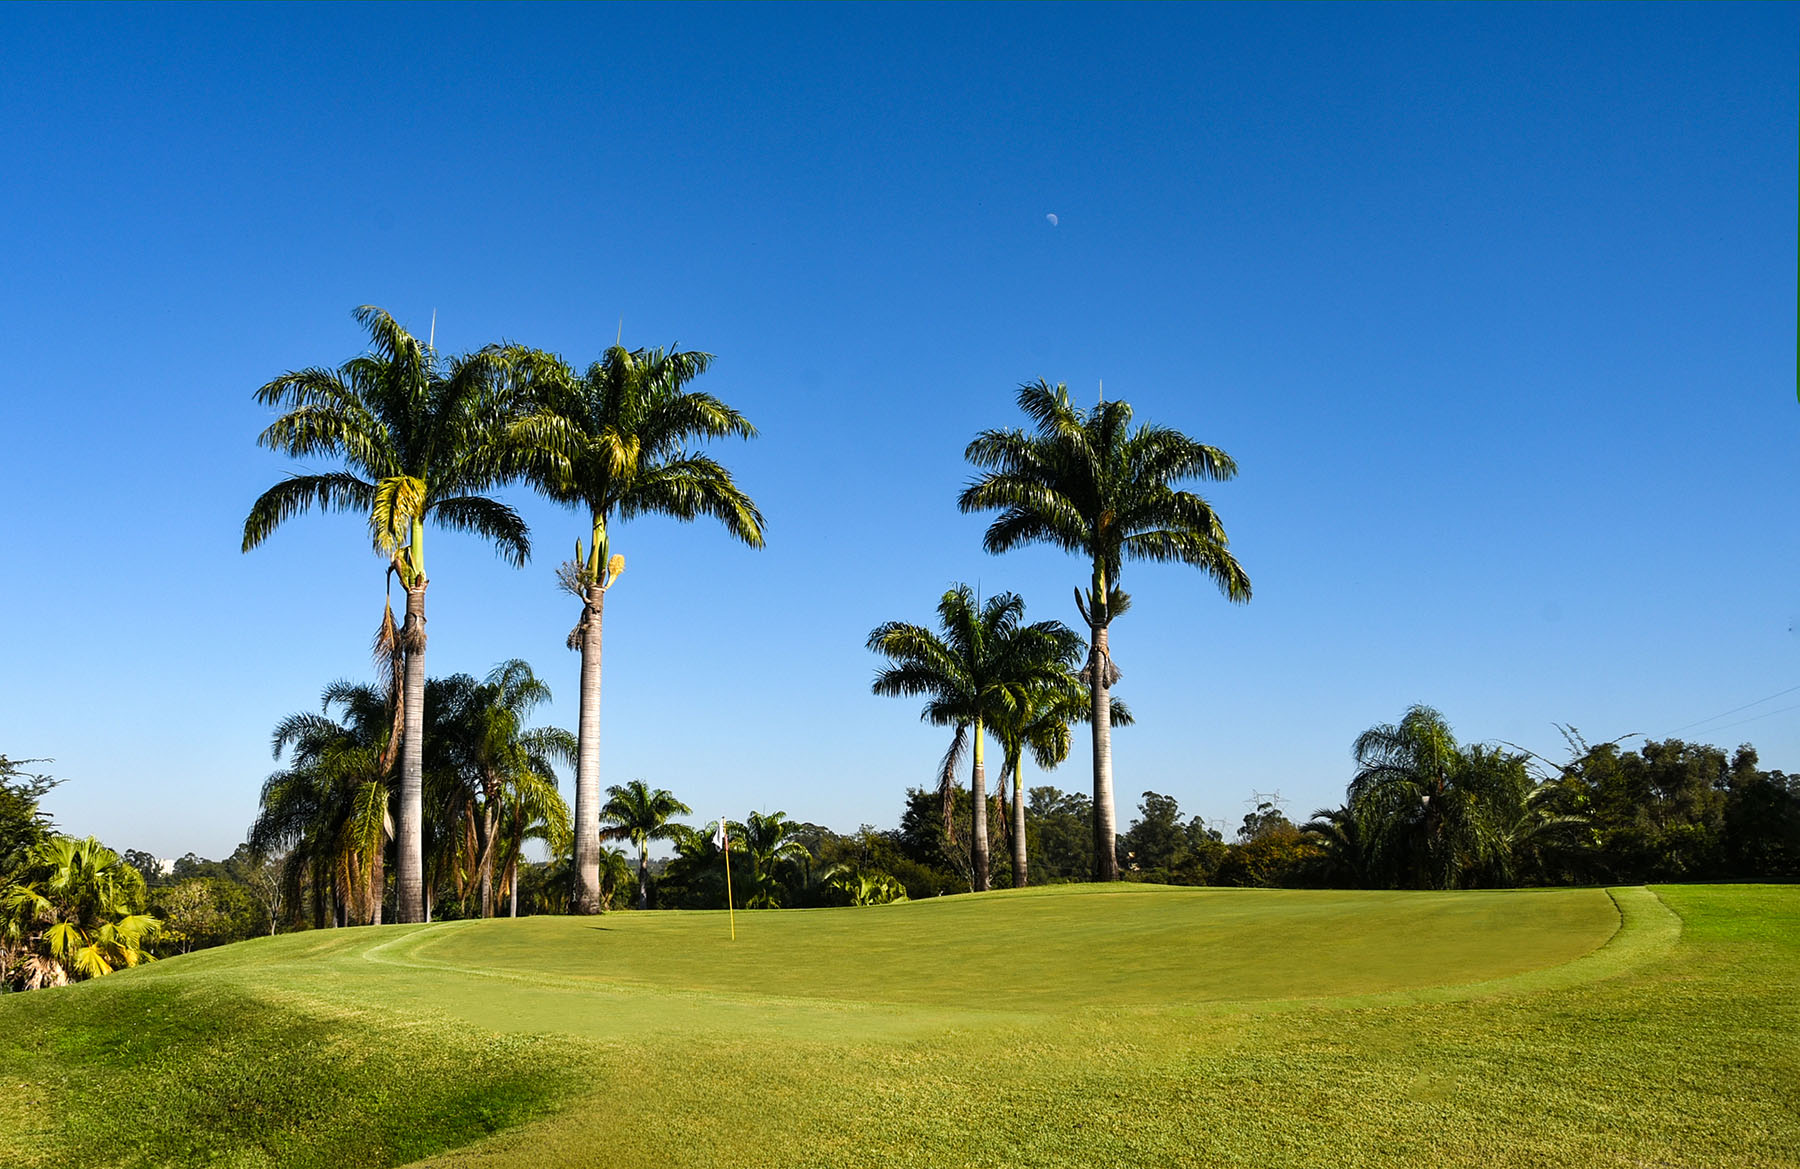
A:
[2,885,1793,1168]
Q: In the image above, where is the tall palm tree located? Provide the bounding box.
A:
[1,836,160,990]
[993,678,1133,888]
[436,661,575,918]
[599,779,692,910]
[512,344,764,914]
[243,307,535,922]
[250,681,394,927]
[868,585,1082,891]
[960,380,1251,880]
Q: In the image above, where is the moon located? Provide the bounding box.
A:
[1045,213,1059,227]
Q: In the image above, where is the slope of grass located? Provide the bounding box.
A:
[1,884,1793,1168]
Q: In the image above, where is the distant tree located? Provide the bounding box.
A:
[729,811,812,909]
[1350,706,1537,889]
[1121,791,1189,873]
[1026,786,1095,883]
[0,756,58,884]
[961,380,1251,880]
[600,780,692,910]
[1,836,159,990]
[1722,748,1800,879]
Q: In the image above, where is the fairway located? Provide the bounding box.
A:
[2,885,1794,1168]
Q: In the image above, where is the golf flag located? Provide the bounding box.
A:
[717,818,736,941]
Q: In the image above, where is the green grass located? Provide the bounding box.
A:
[1,884,1793,1168]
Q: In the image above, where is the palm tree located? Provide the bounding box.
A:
[993,678,1133,888]
[436,661,575,917]
[868,585,1083,891]
[820,864,908,906]
[512,344,764,914]
[728,810,811,908]
[960,380,1251,880]
[599,780,692,910]
[1,836,160,990]
[1350,705,1538,889]
[250,681,394,927]
[243,306,535,923]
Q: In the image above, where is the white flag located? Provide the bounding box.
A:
[714,819,728,850]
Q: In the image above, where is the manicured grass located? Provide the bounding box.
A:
[1,884,1793,1167]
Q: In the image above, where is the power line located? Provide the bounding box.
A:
[1668,683,1800,734]
[1686,700,1800,737]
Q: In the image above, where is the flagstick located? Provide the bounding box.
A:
[722,835,736,941]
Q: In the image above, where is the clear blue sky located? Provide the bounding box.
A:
[2,3,1794,858]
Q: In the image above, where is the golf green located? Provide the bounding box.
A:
[2,884,1793,1168]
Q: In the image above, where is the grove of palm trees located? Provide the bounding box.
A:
[3,6,1795,1168]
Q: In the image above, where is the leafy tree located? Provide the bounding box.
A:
[869,585,1080,890]
[1121,791,1189,873]
[512,343,763,914]
[600,780,692,910]
[0,756,58,885]
[1,836,159,990]
[243,306,535,923]
[961,380,1250,879]
[152,878,260,954]
[1025,786,1095,883]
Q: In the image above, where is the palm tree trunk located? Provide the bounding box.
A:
[396,579,428,921]
[637,844,650,911]
[370,843,384,925]
[572,582,606,914]
[508,855,519,917]
[1012,753,1028,888]
[478,806,497,918]
[971,719,990,891]
[1090,622,1119,882]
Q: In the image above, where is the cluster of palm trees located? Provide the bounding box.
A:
[1303,705,1579,889]
[871,380,1251,888]
[250,661,574,925]
[243,307,762,922]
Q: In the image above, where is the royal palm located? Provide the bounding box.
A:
[515,344,763,914]
[243,307,533,922]
[868,585,1080,891]
[961,381,1250,881]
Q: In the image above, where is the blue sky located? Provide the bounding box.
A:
[1,3,1794,858]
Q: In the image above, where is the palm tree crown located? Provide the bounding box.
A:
[242,305,534,582]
